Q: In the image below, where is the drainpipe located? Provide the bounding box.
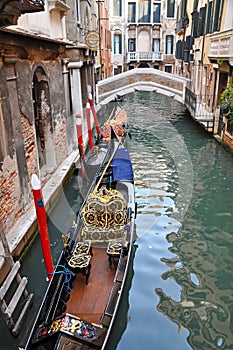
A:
[62,59,70,118]
[67,61,84,148]
[67,61,83,116]
[62,59,73,153]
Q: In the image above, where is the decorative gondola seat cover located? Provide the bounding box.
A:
[81,188,127,228]
[80,226,126,243]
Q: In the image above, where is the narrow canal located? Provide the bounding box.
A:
[1,91,233,350]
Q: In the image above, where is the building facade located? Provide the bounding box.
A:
[0,0,104,240]
[175,0,233,146]
[97,0,112,79]
[109,0,178,74]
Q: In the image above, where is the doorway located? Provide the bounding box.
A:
[32,67,56,170]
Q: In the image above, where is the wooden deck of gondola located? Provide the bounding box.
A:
[66,247,117,325]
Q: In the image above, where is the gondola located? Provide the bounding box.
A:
[82,107,130,183]
[25,108,136,350]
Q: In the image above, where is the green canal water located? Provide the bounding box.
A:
[1,91,233,350]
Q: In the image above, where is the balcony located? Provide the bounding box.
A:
[127,51,163,63]
[0,0,44,27]
[208,29,233,65]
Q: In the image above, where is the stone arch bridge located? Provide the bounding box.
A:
[96,68,188,105]
[96,68,215,133]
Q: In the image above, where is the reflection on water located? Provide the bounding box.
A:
[114,91,233,350]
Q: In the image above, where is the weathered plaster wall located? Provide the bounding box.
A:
[0,33,69,234]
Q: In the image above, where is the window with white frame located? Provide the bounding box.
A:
[128,2,136,22]
[167,0,175,18]
[165,35,174,54]
[138,0,151,23]
[113,0,122,16]
[152,38,160,52]
[114,33,122,54]
[128,38,136,52]
[153,2,161,23]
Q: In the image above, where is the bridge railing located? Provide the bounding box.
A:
[185,87,215,132]
[127,52,163,62]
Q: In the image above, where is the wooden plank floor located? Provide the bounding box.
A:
[66,247,117,324]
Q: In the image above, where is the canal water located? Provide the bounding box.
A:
[1,91,233,350]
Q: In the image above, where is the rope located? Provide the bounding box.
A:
[52,264,75,292]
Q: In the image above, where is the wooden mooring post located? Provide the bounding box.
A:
[0,223,33,336]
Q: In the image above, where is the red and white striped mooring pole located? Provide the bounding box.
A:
[31,174,54,281]
[86,102,93,150]
[88,93,101,137]
[75,114,85,158]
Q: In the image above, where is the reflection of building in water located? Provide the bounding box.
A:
[154,137,233,349]
[155,230,232,349]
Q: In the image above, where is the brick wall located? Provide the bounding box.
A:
[21,113,38,179]
[0,157,22,232]
[224,133,233,149]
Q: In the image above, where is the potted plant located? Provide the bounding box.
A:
[220,77,233,123]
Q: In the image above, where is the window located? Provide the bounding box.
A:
[192,10,199,38]
[167,0,175,18]
[153,3,161,23]
[128,38,136,52]
[193,0,198,11]
[179,0,187,18]
[114,65,122,75]
[166,35,173,54]
[152,38,160,52]
[113,0,122,16]
[205,0,223,34]
[76,0,80,22]
[128,2,136,22]
[205,1,213,34]
[138,0,151,23]
[114,33,122,54]
[198,7,206,37]
[165,65,172,73]
[213,0,222,32]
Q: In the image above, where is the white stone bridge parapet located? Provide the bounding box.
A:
[96,68,190,105]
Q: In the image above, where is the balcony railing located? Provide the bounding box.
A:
[127,51,163,63]
[208,29,233,65]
